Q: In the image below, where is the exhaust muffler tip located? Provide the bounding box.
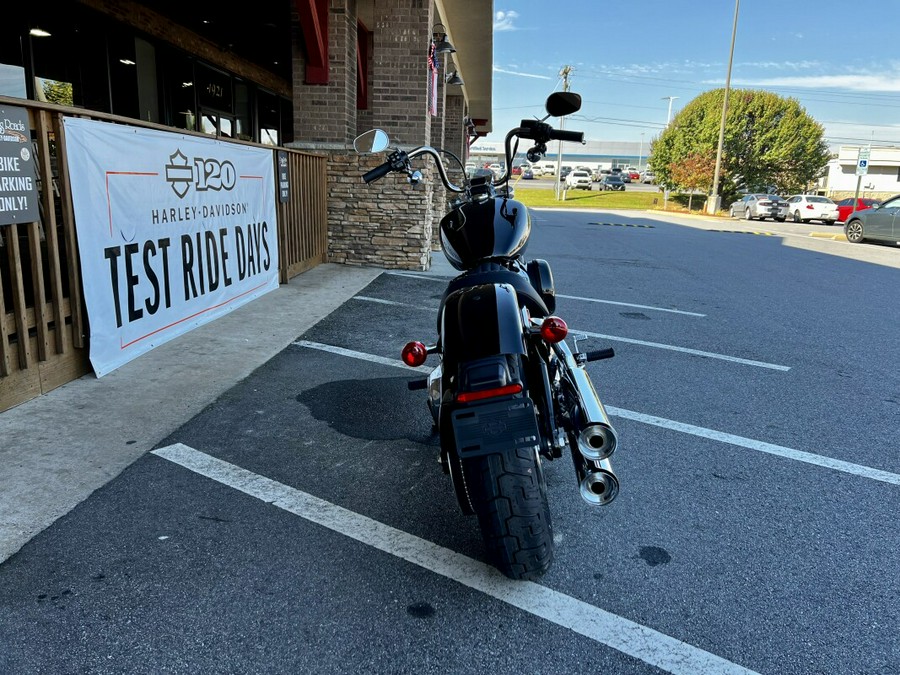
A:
[578,424,617,461]
[579,469,619,506]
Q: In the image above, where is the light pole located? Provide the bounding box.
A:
[639,132,644,171]
[707,0,740,214]
[661,96,678,209]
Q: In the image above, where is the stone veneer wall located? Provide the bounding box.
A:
[325,150,435,270]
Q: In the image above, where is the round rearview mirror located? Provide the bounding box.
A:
[353,129,390,154]
[546,92,582,117]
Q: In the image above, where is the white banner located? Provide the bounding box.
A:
[64,118,279,377]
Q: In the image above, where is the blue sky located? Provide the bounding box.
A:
[487,1,900,149]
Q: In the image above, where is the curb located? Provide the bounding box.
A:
[809,231,848,241]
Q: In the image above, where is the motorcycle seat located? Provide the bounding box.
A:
[437,263,550,333]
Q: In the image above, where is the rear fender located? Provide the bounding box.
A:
[441,282,526,366]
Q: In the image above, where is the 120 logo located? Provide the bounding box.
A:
[165,149,236,199]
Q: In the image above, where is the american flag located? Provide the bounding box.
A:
[428,42,438,116]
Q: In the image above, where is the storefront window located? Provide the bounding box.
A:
[234,81,251,141]
[258,89,279,146]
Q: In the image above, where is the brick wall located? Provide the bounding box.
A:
[288,0,448,270]
[326,151,434,270]
[291,0,358,145]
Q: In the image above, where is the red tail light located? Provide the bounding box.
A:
[401,341,427,367]
[806,204,814,209]
[540,316,568,343]
[457,383,522,403]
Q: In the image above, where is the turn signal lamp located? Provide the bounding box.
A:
[401,341,428,367]
[540,316,568,343]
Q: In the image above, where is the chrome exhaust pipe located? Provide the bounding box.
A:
[578,458,619,506]
[553,338,618,460]
[577,423,617,461]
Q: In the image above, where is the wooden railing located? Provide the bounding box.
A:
[0,96,327,412]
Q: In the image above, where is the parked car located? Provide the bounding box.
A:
[626,169,640,181]
[530,165,544,177]
[593,168,610,181]
[565,170,593,190]
[600,175,626,191]
[559,165,573,179]
[784,195,839,224]
[729,193,788,221]
[835,197,882,222]
[844,194,900,244]
[522,168,534,179]
[620,172,632,183]
[489,163,503,179]
[641,171,655,184]
[511,165,522,176]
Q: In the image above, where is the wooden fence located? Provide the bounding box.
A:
[0,96,327,412]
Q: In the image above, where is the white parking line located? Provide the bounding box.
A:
[387,271,705,316]
[556,294,706,317]
[607,407,900,487]
[152,443,759,675]
[293,341,898,487]
[292,340,431,374]
[350,297,788,371]
[573,330,790,371]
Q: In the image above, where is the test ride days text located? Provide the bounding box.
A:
[102,200,272,329]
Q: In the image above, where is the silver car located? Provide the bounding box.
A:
[844,194,900,244]
[729,193,788,221]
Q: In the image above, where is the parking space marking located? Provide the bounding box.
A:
[152,443,759,675]
[292,342,899,487]
[608,407,900,487]
[589,222,656,229]
[292,340,431,374]
[351,297,785,370]
[556,295,706,317]
[572,330,790,371]
[386,273,707,318]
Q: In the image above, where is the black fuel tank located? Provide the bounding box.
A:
[440,197,531,271]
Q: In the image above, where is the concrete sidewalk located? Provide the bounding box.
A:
[0,263,387,564]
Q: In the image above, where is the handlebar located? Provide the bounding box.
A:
[550,129,584,143]
[360,120,584,191]
[363,162,395,184]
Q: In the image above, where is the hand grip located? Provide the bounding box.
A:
[550,129,584,143]
[583,347,615,362]
[363,161,393,184]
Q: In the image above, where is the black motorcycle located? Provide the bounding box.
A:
[355,92,619,580]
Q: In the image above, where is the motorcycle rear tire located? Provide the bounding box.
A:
[462,444,554,580]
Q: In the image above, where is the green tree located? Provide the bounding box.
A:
[668,150,716,211]
[650,89,830,206]
[40,79,73,106]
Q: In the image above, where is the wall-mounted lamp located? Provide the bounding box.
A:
[444,71,464,86]
[431,23,455,54]
[29,27,52,37]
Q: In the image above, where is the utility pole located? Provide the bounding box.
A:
[661,96,678,209]
[555,65,571,201]
[707,0,740,214]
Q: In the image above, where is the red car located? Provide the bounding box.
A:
[835,197,881,222]
[627,170,640,181]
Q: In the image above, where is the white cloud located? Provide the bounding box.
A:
[494,10,519,32]
[725,74,900,92]
[493,65,552,80]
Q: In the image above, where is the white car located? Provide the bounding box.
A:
[489,163,503,179]
[565,170,593,190]
[785,194,839,224]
